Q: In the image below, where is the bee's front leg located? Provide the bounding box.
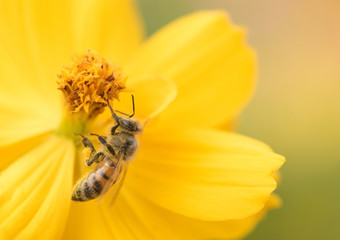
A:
[111,124,119,135]
[90,133,116,157]
[86,152,105,166]
[74,133,96,151]
[74,133,102,166]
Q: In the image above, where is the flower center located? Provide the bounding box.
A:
[57,49,127,118]
[56,50,127,138]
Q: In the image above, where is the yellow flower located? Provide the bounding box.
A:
[0,0,284,239]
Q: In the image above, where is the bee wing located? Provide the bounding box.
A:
[96,151,125,205]
[107,162,128,207]
[94,157,106,170]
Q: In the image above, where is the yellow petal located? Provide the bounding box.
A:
[126,127,284,221]
[89,76,177,133]
[63,187,167,240]
[0,0,74,106]
[72,0,144,64]
[63,202,115,240]
[108,190,280,240]
[117,76,177,120]
[0,99,61,146]
[0,135,74,240]
[0,47,63,124]
[63,188,280,240]
[63,187,147,240]
[0,133,49,171]
[127,11,256,128]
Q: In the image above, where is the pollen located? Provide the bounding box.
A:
[57,49,127,117]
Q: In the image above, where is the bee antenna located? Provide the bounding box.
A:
[105,98,120,125]
[129,94,135,118]
[114,94,135,118]
[73,133,85,138]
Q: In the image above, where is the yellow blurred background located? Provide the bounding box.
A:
[138,0,340,239]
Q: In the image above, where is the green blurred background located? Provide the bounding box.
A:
[138,0,340,239]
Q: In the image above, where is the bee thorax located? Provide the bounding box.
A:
[109,132,138,161]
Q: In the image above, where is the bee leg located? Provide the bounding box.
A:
[105,98,120,126]
[90,133,116,157]
[74,133,102,166]
[111,125,119,135]
[86,152,105,166]
[74,133,96,152]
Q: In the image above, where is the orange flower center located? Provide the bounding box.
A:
[57,49,127,118]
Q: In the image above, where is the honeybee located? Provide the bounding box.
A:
[72,95,142,203]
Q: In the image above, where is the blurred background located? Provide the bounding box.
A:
[138,0,340,239]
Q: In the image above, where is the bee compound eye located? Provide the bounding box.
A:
[122,119,136,131]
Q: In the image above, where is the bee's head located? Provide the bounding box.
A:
[106,95,142,134]
[118,116,142,134]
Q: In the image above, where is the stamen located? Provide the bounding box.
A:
[57,49,127,118]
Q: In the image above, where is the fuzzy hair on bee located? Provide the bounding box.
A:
[72,95,142,203]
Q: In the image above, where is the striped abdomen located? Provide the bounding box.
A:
[72,161,115,201]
